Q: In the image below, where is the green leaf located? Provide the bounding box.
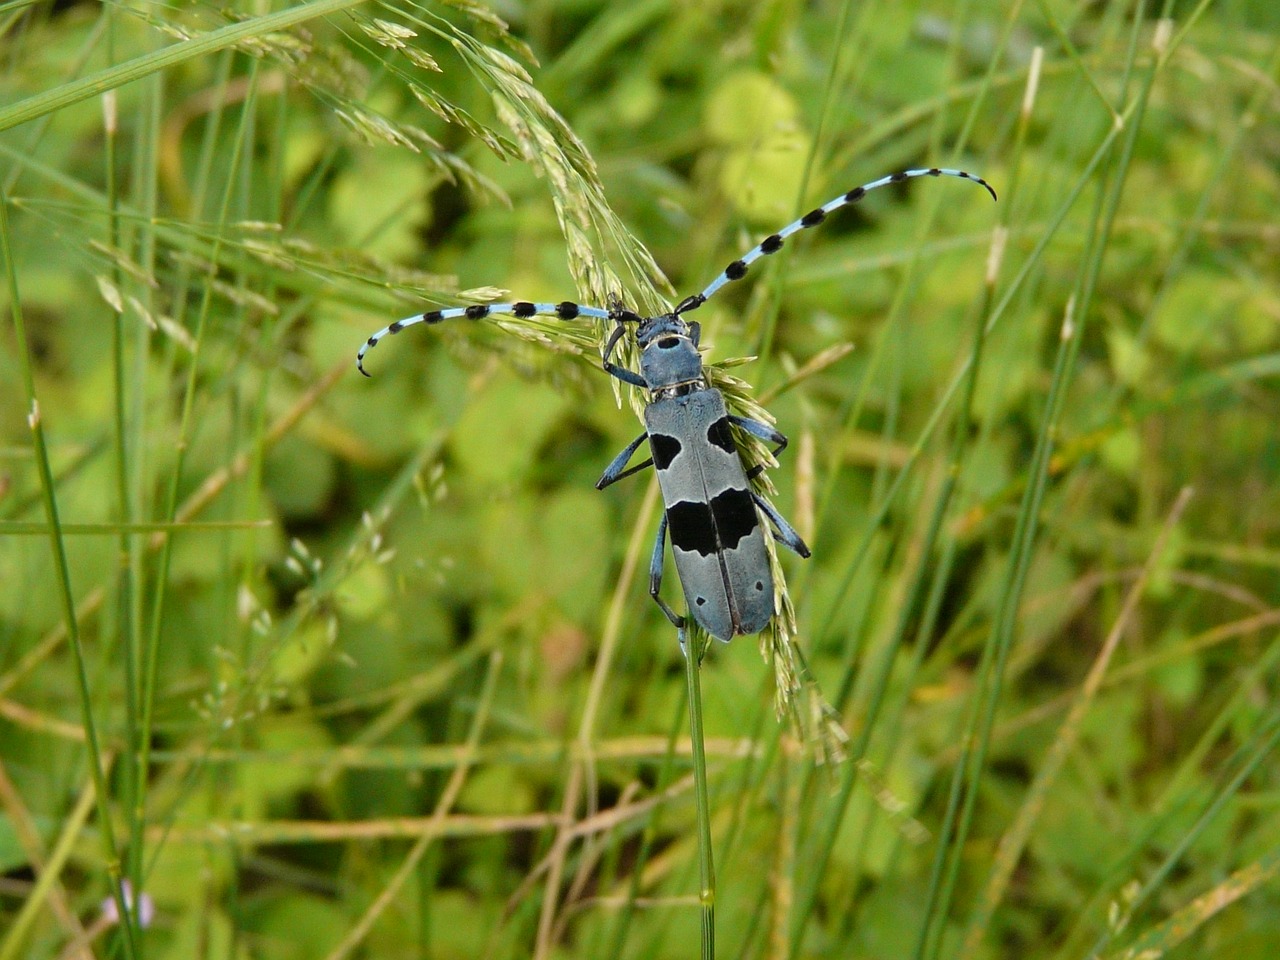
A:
[451,375,571,485]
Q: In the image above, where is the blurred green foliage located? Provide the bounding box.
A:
[1,1,1279,958]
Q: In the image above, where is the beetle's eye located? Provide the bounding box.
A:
[658,337,680,349]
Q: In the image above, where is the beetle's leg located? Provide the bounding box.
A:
[752,492,811,558]
[729,415,789,479]
[602,313,648,388]
[604,363,646,388]
[649,512,686,628]
[596,432,654,490]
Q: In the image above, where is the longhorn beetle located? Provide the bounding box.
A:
[358,167,996,641]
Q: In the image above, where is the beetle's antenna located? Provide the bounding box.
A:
[357,300,612,376]
[673,167,996,316]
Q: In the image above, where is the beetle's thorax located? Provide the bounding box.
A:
[637,314,705,398]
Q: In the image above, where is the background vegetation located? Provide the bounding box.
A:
[2,0,1279,958]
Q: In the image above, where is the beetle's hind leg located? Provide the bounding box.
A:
[752,493,811,558]
[649,513,687,628]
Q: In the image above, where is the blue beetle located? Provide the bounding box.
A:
[358,167,996,640]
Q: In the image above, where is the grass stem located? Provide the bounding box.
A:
[683,628,716,960]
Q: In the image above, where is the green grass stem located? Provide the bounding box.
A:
[683,629,716,960]
[1,179,137,960]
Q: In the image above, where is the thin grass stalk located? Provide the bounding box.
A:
[788,210,1002,959]
[683,628,716,960]
[144,59,257,757]
[1091,710,1280,959]
[789,0,1009,921]
[715,673,781,913]
[960,488,1194,953]
[103,6,142,917]
[832,51,1028,897]
[103,12,149,945]
[228,118,259,672]
[946,0,1027,152]
[1101,847,1280,960]
[0,359,347,718]
[708,691,782,960]
[130,70,168,928]
[322,652,505,960]
[232,65,295,621]
[1102,34,1280,422]
[0,0,366,133]
[768,741,798,960]
[0,185,138,959]
[751,0,857,369]
[0,760,100,960]
[1045,629,1280,960]
[808,51,1159,660]
[923,22,1196,946]
[0,8,106,195]
[535,480,660,958]
[914,293,1082,960]
[603,694,688,959]
[806,0,1000,662]
[884,41,1039,959]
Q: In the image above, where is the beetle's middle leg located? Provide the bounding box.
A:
[596,432,654,490]
[648,512,686,628]
[752,492,811,558]
[729,416,790,479]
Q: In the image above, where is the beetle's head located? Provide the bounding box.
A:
[636,313,704,391]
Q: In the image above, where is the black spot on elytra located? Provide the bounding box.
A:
[650,434,682,471]
[706,418,735,454]
[709,487,757,549]
[668,501,717,557]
